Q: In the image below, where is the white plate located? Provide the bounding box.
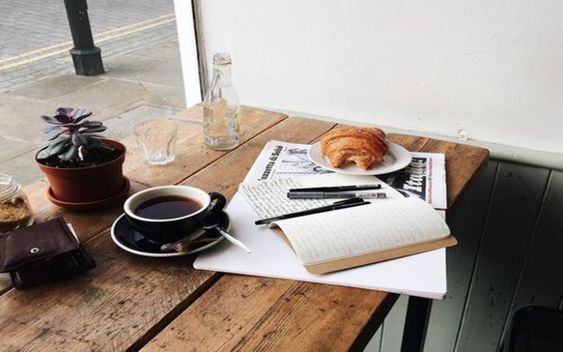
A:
[110,213,228,258]
[308,141,412,175]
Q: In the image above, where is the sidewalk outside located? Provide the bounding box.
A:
[0,1,187,186]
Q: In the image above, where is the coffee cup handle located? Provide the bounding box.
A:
[205,192,226,218]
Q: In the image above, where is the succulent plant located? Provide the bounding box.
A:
[39,107,108,161]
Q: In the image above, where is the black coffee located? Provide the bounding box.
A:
[135,196,202,219]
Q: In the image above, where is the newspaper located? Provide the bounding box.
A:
[244,140,447,210]
[244,141,332,182]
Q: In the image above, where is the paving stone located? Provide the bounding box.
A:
[103,55,165,79]
[43,78,185,121]
[0,95,57,144]
[133,39,182,61]
[0,136,35,164]
[103,104,180,140]
[8,73,102,100]
[105,54,184,88]
[0,150,44,187]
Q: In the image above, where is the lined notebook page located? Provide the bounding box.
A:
[239,178,332,219]
[239,173,403,219]
[273,197,450,266]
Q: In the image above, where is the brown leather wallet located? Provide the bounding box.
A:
[0,217,95,288]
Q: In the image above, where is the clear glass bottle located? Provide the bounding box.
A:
[203,53,240,150]
[0,174,33,233]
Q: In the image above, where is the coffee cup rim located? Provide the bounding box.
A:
[123,185,210,223]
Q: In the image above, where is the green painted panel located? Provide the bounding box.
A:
[363,324,383,352]
[500,170,563,343]
[380,295,408,352]
[455,162,550,352]
[424,161,498,352]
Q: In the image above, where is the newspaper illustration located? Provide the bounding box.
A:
[244,140,332,182]
[244,140,446,210]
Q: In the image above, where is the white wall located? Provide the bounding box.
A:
[195,0,563,153]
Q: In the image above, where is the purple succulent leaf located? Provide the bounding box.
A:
[71,133,88,146]
[43,128,67,141]
[60,119,99,128]
[45,139,69,156]
[41,115,61,124]
[43,126,59,133]
[73,110,93,124]
[77,120,102,128]
[86,134,104,140]
[58,144,77,161]
[56,107,74,116]
[69,108,85,119]
[68,109,79,118]
[55,108,75,123]
[54,113,73,124]
[82,126,107,134]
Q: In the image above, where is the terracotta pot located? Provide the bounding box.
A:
[36,139,126,204]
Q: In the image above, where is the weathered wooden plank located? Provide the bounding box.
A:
[142,129,488,352]
[380,295,409,352]
[142,275,396,352]
[123,105,287,187]
[500,170,563,342]
[423,161,499,352]
[455,162,550,352]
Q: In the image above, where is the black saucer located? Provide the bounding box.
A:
[110,211,229,257]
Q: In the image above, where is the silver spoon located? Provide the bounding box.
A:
[203,214,251,253]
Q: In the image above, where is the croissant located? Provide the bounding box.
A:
[320,127,388,170]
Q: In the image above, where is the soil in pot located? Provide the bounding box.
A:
[39,145,122,168]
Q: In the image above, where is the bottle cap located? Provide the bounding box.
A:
[213,52,232,65]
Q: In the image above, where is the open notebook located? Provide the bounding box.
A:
[239,174,456,274]
[269,197,455,274]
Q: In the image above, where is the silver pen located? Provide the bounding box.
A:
[287,191,386,199]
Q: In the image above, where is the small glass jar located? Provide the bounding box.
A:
[0,174,33,233]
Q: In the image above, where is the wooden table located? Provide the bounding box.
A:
[0,106,488,351]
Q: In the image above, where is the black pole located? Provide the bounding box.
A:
[63,0,104,75]
[400,296,433,352]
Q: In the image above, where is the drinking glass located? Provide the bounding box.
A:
[134,119,177,165]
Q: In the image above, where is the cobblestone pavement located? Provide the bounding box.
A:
[0,0,176,90]
[0,0,174,57]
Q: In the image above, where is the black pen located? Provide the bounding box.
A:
[287,191,387,199]
[288,184,381,193]
[254,198,370,225]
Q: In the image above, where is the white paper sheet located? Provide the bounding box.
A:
[194,192,448,299]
